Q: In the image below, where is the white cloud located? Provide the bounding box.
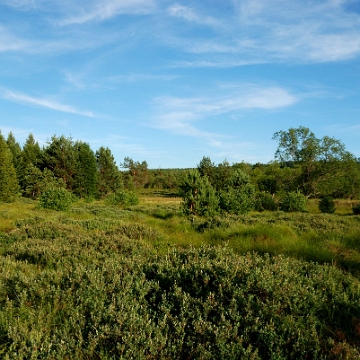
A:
[164,0,360,65]
[167,4,222,28]
[0,89,96,117]
[109,73,178,82]
[153,84,297,139]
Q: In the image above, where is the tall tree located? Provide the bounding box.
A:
[73,141,98,199]
[273,126,354,197]
[6,132,21,175]
[0,132,19,202]
[96,147,123,198]
[197,156,216,184]
[18,133,42,193]
[42,135,78,191]
[122,157,149,188]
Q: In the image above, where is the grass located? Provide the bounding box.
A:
[3,194,360,275]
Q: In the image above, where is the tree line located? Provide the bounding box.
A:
[0,131,182,203]
[1,127,360,207]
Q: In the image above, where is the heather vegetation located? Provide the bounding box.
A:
[1,127,360,358]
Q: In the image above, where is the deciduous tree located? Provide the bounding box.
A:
[273,126,354,197]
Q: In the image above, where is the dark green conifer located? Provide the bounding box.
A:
[74,142,98,199]
[0,132,19,202]
[96,147,123,198]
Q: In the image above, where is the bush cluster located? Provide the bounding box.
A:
[1,226,360,359]
[278,191,308,212]
[254,192,278,212]
[38,187,74,211]
[105,190,139,206]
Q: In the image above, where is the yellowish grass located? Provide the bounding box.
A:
[0,201,36,232]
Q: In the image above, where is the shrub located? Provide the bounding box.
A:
[180,170,219,217]
[318,196,336,214]
[39,187,73,211]
[352,203,360,215]
[105,190,139,206]
[278,191,307,212]
[219,185,255,215]
[254,192,278,212]
[218,169,256,215]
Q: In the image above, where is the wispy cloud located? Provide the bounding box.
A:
[0,26,33,52]
[109,73,178,82]
[0,89,96,117]
[59,0,156,26]
[153,84,297,138]
[163,0,360,65]
[167,3,222,28]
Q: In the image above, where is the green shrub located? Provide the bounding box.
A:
[2,212,360,358]
[218,169,256,215]
[279,191,307,212]
[180,170,219,217]
[254,192,278,211]
[105,190,139,206]
[39,187,73,211]
[318,196,336,214]
[219,185,255,214]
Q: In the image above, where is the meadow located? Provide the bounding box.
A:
[0,192,360,359]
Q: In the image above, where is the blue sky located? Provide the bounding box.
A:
[1,0,360,168]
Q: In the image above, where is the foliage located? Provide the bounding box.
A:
[6,132,21,176]
[42,135,78,191]
[219,169,256,215]
[38,187,74,211]
[24,165,65,198]
[122,157,149,188]
[278,191,308,212]
[180,169,219,217]
[319,196,336,214]
[257,175,278,194]
[273,126,355,197]
[96,146,123,198]
[17,133,42,191]
[105,190,139,206]
[197,156,216,184]
[0,211,360,359]
[254,192,278,211]
[352,203,360,215]
[73,141,98,199]
[0,132,19,202]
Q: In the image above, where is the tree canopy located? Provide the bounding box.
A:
[273,126,355,197]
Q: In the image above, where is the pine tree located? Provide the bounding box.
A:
[42,135,78,191]
[96,147,123,198]
[6,132,21,175]
[180,169,219,217]
[18,133,42,193]
[0,132,19,202]
[74,142,98,199]
[218,169,256,214]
